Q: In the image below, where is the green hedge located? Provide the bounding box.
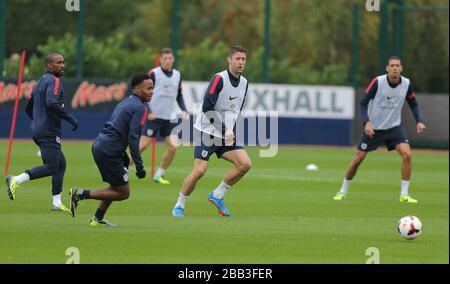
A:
[3,34,349,85]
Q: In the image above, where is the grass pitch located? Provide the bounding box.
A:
[0,141,448,264]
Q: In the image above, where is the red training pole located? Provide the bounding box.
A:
[150,53,159,181]
[4,51,27,176]
[151,136,156,180]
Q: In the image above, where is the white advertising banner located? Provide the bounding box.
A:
[182,82,355,120]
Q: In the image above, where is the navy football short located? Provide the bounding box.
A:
[92,144,128,187]
[194,130,244,161]
[142,118,180,138]
[357,125,409,152]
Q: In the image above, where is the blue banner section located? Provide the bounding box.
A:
[275,118,352,145]
[1,78,354,146]
[1,111,107,140]
[1,111,353,146]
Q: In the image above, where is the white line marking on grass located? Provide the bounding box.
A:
[84,165,445,189]
[168,168,445,189]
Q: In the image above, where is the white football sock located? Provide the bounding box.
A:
[213,181,231,199]
[401,180,410,196]
[339,178,351,194]
[53,194,62,206]
[175,193,188,209]
[14,173,30,185]
[155,167,165,177]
